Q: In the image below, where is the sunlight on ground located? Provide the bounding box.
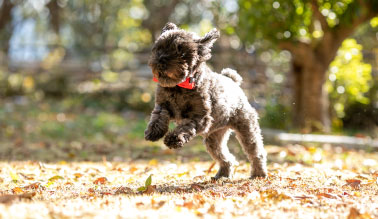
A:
[1,145,377,218]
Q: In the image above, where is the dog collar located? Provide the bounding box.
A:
[153,77,195,89]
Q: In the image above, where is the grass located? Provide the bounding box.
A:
[0,98,377,218]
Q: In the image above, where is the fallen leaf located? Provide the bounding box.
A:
[144,185,156,195]
[10,172,19,183]
[317,193,340,199]
[129,166,138,174]
[74,173,83,179]
[149,159,158,166]
[135,202,144,207]
[58,161,67,165]
[12,187,24,194]
[193,175,206,181]
[176,172,188,177]
[190,183,204,191]
[24,182,41,190]
[345,179,361,189]
[48,175,64,182]
[115,186,133,194]
[93,177,108,185]
[292,195,315,200]
[18,173,34,180]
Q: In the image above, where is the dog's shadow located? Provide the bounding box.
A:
[114,178,265,196]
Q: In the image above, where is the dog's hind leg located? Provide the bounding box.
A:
[204,128,238,179]
[232,108,267,179]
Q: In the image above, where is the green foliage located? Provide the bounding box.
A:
[237,0,378,45]
[326,39,372,119]
[238,0,312,44]
[260,102,291,130]
[371,17,378,27]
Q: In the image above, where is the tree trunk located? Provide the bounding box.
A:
[0,0,14,54]
[292,58,330,132]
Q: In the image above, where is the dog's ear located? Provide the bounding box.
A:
[197,28,220,47]
[162,22,178,33]
[196,28,220,61]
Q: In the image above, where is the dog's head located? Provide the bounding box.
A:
[148,22,220,87]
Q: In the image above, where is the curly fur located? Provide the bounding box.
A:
[145,23,267,179]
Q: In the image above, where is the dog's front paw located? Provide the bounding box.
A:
[164,132,185,149]
[144,125,166,142]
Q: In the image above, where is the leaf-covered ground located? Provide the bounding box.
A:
[1,99,377,218]
[1,144,377,219]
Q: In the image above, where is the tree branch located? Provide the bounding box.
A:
[279,41,315,66]
[334,1,378,41]
[0,0,14,30]
[310,0,329,33]
[315,1,378,67]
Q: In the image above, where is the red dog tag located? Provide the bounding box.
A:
[153,77,195,89]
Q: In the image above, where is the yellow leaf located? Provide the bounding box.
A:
[149,159,158,166]
[74,173,83,179]
[176,172,188,177]
[48,175,64,182]
[10,172,19,183]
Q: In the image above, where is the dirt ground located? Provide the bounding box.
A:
[1,143,377,219]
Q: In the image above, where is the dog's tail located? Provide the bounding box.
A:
[220,68,242,86]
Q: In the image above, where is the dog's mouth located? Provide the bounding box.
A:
[152,69,187,87]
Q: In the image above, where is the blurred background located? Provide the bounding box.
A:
[0,0,377,161]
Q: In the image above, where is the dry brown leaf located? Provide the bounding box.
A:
[292,195,315,200]
[372,171,378,178]
[345,179,361,189]
[115,186,133,194]
[317,193,340,199]
[190,183,204,191]
[24,182,41,190]
[144,185,156,195]
[135,202,144,207]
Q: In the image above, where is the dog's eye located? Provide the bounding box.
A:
[176,45,182,53]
